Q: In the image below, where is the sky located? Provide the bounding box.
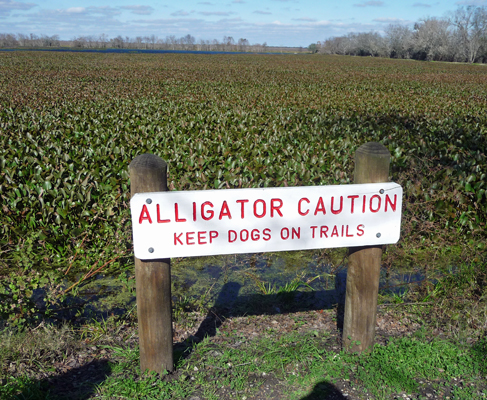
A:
[1,0,486,47]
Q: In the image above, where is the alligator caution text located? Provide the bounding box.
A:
[130,183,402,259]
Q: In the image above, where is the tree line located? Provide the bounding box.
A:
[0,33,61,48]
[0,33,271,53]
[312,5,487,63]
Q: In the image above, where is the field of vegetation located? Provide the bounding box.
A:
[1,52,487,398]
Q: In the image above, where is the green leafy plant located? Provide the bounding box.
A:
[246,272,318,295]
[2,51,487,332]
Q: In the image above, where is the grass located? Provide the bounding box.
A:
[1,257,487,399]
[4,326,484,399]
[2,270,487,400]
[290,333,487,399]
[0,323,76,373]
[245,271,319,296]
[404,261,487,337]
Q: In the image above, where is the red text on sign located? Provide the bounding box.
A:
[296,194,397,217]
[310,224,365,238]
[228,228,271,243]
[174,231,218,245]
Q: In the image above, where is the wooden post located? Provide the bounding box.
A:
[129,154,174,373]
[343,142,391,353]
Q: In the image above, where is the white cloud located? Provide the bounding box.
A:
[66,7,85,13]
[373,17,409,23]
[199,11,234,16]
[0,0,36,16]
[354,1,384,7]
[1,2,407,47]
[292,17,317,22]
[215,17,244,23]
[171,9,193,16]
[16,5,122,30]
[132,17,204,25]
[120,5,155,15]
[45,6,121,18]
[86,6,121,17]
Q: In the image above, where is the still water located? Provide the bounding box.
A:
[43,250,428,324]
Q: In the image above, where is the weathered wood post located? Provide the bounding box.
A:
[343,142,391,353]
[129,154,174,373]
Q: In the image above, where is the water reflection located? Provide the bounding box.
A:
[171,251,428,309]
[29,250,433,324]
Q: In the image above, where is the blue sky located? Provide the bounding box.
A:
[1,0,486,47]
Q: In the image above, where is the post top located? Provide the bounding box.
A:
[129,153,167,171]
[355,142,390,158]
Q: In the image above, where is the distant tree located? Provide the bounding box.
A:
[353,32,388,57]
[223,36,235,51]
[49,34,60,47]
[196,38,204,51]
[0,33,18,48]
[99,33,109,48]
[86,35,98,48]
[385,24,413,58]
[182,34,195,50]
[149,34,158,49]
[211,38,220,51]
[237,38,249,52]
[308,43,318,53]
[315,6,487,64]
[321,36,352,55]
[16,33,28,46]
[111,35,125,49]
[29,33,40,47]
[411,17,452,61]
[449,5,487,63]
[72,36,87,48]
[135,36,144,48]
[166,35,177,50]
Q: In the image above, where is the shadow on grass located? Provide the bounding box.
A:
[4,359,111,400]
[31,284,137,328]
[300,380,348,399]
[201,271,346,334]
[174,272,347,363]
[6,269,347,398]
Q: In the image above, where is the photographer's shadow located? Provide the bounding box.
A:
[189,271,347,343]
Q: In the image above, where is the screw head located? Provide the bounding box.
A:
[148,247,154,253]
[380,189,384,194]
[146,198,152,204]
[376,233,381,238]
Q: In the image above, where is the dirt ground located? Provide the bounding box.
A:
[7,304,479,400]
